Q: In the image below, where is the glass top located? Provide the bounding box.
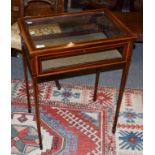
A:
[25,11,127,49]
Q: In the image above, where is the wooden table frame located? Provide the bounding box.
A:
[18,8,136,150]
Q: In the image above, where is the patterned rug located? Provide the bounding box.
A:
[11,80,143,155]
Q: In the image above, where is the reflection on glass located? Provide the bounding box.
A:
[26,12,127,48]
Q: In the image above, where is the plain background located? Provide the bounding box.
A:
[0,0,154,154]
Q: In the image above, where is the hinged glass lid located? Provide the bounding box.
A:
[25,11,127,49]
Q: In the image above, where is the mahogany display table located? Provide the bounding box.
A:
[18,8,136,149]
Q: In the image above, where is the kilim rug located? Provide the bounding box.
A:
[11,80,143,155]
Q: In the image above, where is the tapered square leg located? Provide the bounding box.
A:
[55,80,61,90]
[93,71,100,102]
[22,46,31,113]
[112,64,131,134]
[32,77,43,150]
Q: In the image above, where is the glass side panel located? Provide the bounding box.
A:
[41,49,122,72]
[25,12,127,48]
